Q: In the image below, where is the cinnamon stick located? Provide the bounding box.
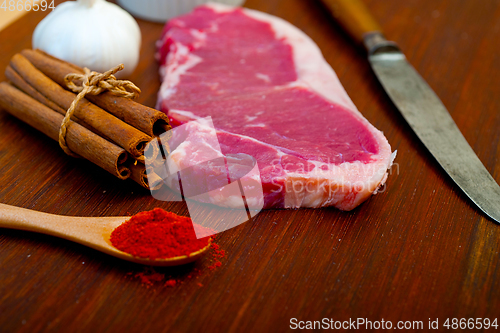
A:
[5,65,67,115]
[0,82,130,179]
[6,65,120,145]
[21,49,171,137]
[10,54,150,158]
[129,162,163,190]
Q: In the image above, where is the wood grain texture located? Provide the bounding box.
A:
[1,0,500,332]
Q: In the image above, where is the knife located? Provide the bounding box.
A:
[321,0,500,223]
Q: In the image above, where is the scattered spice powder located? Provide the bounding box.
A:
[211,243,226,259]
[209,261,222,270]
[135,272,165,286]
[127,243,226,286]
[164,279,177,287]
[110,208,214,260]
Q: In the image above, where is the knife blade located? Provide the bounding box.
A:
[321,0,500,223]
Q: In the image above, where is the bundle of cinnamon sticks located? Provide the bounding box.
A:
[0,49,170,190]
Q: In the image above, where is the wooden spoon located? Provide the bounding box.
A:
[0,203,211,266]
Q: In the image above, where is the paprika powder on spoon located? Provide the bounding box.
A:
[110,208,213,260]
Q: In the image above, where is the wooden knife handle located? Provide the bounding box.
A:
[321,0,382,45]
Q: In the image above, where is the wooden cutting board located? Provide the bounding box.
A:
[1,0,500,331]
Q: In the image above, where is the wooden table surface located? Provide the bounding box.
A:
[1,0,500,332]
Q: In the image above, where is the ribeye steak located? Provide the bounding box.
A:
[156,3,394,210]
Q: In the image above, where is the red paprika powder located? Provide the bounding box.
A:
[110,208,214,260]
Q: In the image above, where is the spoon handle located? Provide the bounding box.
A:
[0,203,67,233]
[0,203,123,246]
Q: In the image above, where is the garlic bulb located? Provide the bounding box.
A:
[33,0,141,77]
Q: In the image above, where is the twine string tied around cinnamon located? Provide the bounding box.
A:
[59,64,141,157]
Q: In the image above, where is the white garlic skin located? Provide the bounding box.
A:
[33,0,141,77]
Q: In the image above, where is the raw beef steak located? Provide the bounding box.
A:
[156,4,394,210]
